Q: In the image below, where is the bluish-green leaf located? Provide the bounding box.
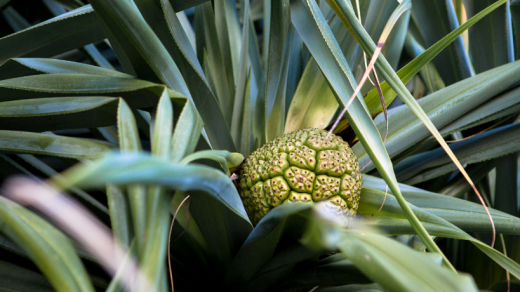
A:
[0,130,113,159]
[394,123,520,184]
[410,0,472,85]
[0,96,118,132]
[0,5,104,64]
[463,0,514,73]
[353,60,520,172]
[56,152,251,224]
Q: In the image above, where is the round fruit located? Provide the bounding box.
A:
[238,128,362,225]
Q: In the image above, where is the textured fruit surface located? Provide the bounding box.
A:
[238,128,362,225]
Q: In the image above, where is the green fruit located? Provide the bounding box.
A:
[238,128,362,225]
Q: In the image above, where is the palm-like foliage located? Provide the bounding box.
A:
[0,0,519,291]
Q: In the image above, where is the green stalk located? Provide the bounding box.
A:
[326,0,456,270]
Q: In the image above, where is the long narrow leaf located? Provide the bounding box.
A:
[0,197,94,292]
[292,0,449,266]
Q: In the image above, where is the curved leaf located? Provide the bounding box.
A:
[0,130,113,159]
[54,152,251,224]
[180,150,244,176]
[0,197,94,292]
[337,230,477,292]
[225,203,315,289]
[358,178,520,279]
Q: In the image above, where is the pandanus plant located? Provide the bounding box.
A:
[0,0,519,291]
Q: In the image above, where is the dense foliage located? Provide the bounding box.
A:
[0,0,518,291]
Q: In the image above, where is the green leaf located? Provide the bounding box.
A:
[225,203,313,288]
[180,150,244,176]
[0,260,54,292]
[357,179,520,279]
[463,0,514,73]
[285,13,358,133]
[168,0,212,12]
[315,284,383,292]
[0,58,133,80]
[511,0,520,60]
[285,58,337,132]
[336,230,478,292]
[117,99,141,153]
[82,44,116,71]
[245,243,324,291]
[361,175,520,235]
[215,0,241,86]
[106,184,130,248]
[231,0,251,149]
[266,26,293,141]
[2,6,31,31]
[243,0,262,90]
[131,0,234,155]
[494,153,518,216]
[353,54,520,172]
[293,0,448,266]
[0,5,104,64]
[171,100,204,163]
[88,0,189,94]
[16,154,109,215]
[169,191,209,254]
[439,159,500,198]
[240,72,254,157]
[394,123,520,184]
[189,189,253,274]
[403,33,445,93]
[381,10,410,70]
[52,0,85,10]
[363,0,508,115]
[0,130,113,159]
[0,197,94,292]
[158,0,236,151]
[197,3,234,127]
[276,259,371,290]
[0,73,184,109]
[0,96,118,132]
[264,0,290,141]
[439,81,520,135]
[117,99,146,252]
[142,90,173,290]
[410,0,472,85]
[55,152,251,224]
